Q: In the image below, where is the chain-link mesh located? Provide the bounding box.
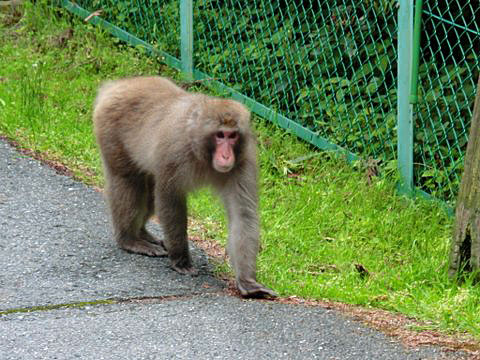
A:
[73,0,181,58]
[414,2,479,201]
[195,1,398,162]
[63,0,480,202]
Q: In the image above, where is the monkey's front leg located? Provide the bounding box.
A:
[228,220,277,298]
[223,192,277,298]
[155,189,197,275]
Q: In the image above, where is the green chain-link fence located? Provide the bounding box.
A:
[414,2,479,201]
[63,0,479,203]
[195,1,398,158]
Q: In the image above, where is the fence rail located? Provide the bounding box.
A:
[62,0,479,203]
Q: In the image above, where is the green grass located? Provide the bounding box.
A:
[1,2,479,340]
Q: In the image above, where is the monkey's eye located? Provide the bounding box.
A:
[228,132,238,139]
[216,132,225,139]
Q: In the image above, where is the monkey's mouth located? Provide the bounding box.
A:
[214,164,234,173]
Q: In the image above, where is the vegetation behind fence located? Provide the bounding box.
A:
[66,0,479,203]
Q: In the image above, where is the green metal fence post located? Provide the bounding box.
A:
[410,0,423,104]
[180,0,193,79]
[397,0,414,194]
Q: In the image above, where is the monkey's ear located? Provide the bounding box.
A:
[190,108,200,120]
[186,106,202,128]
[191,110,199,121]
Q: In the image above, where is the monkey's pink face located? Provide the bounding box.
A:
[212,130,239,173]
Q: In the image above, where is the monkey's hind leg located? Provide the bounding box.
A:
[155,190,197,275]
[140,175,168,250]
[107,173,167,257]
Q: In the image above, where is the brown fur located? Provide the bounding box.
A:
[93,76,276,298]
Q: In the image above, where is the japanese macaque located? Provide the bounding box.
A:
[93,76,276,298]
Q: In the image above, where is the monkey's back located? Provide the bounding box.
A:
[93,76,194,175]
[93,76,186,128]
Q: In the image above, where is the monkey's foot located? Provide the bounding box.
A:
[237,280,277,299]
[140,229,167,248]
[171,264,198,276]
[170,257,199,276]
[121,238,168,257]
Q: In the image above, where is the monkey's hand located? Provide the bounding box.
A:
[237,279,277,299]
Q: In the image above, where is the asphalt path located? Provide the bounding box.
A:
[0,139,465,359]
